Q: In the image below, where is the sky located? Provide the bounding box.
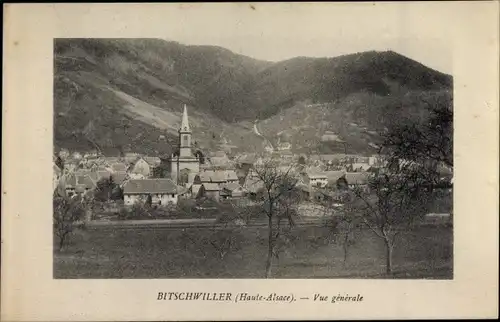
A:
[156,3,454,75]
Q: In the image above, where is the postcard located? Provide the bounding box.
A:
[2,2,498,320]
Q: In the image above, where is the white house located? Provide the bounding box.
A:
[130,158,151,178]
[122,179,178,207]
[306,171,328,188]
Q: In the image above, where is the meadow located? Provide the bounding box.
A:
[54,224,452,279]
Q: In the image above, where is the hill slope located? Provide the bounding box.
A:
[54,39,453,156]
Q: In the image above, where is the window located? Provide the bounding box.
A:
[171,194,175,198]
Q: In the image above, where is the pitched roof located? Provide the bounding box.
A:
[111,171,128,185]
[225,170,239,181]
[198,170,227,183]
[123,179,177,194]
[202,183,220,191]
[345,172,370,185]
[143,156,161,166]
[325,170,346,183]
[75,169,91,176]
[64,174,77,187]
[307,171,327,179]
[88,172,99,183]
[111,162,128,172]
[211,171,227,182]
[78,175,96,189]
[97,170,111,180]
[222,182,242,192]
[198,171,214,182]
[244,176,264,193]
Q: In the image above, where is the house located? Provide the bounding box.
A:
[305,171,328,188]
[243,175,264,196]
[197,183,221,201]
[72,152,83,160]
[97,169,111,181]
[220,182,245,200]
[277,142,292,151]
[104,156,120,165]
[224,170,239,183]
[124,152,141,164]
[110,162,128,173]
[144,156,161,168]
[111,171,128,186]
[236,153,256,166]
[122,179,178,207]
[195,170,227,186]
[325,170,346,187]
[344,172,370,189]
[321,131,343,142]
[351,162,372,172]
[62,172,96,197]
[130,158,151,178]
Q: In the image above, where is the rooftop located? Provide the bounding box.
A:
[123,179,178,194]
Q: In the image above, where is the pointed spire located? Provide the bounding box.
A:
[180,104,191,132]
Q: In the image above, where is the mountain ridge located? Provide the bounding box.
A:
[54,38,453,156]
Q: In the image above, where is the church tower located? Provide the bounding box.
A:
[179,104,192,157]
[170,104,200,186]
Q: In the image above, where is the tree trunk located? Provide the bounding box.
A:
[343,241,348,267]
[384,238,393,275]
[265,215,273,278]
[59,234,66,251]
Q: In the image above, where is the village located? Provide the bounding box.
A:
[53,105,396,217]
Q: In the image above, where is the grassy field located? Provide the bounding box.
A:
[54,224,452,279]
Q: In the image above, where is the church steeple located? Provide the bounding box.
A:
[178,104,192,158]
[180,104,191,133]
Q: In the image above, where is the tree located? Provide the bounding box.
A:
[298,155,306,165]
[53,193,86,251]
[348,161,432,275]
[153,162,170,178]
[381,95,453,170]
[55,155,65,170]
[194,150,206,164]
[252,161,300,278]
[94,176,120,202]
[322,192,359,267]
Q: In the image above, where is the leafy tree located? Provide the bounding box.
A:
[94,176,119,202]
[55,155,65,170]
[153,162,170,178]
[381,95,453,170]
[194,150,206,164]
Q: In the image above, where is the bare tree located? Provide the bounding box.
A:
[348,160,432,275]
[252,161,299,278]
[321,191,358,267]
[53,192,87,251]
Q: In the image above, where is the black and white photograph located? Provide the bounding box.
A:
[52,36,453,279]
[4,2,499,321]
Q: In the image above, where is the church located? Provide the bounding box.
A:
[170,105,201,185]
